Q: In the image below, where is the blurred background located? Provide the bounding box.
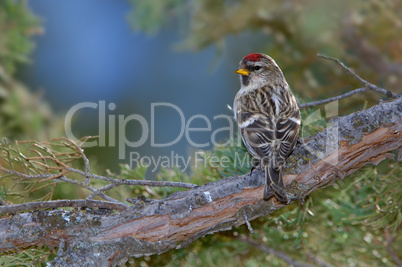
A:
[16,0,268,174]
[0,0,401,266]
[9,0,401,175]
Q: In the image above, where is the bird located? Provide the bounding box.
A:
[233,53,300,203]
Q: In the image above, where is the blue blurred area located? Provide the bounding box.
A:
[19,0,265,175]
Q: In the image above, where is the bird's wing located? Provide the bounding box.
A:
[239,112,275,160]
[239,109,300,166]
[275,109,301,166]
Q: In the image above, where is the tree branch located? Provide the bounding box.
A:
[0,96,401,266]
[299,87,373,108]
[317,54,400,99]
[299,54,400,109]
[384,228,401,266]
[0,199,128,213]
[242,210,254,234]
[0,166,197,207]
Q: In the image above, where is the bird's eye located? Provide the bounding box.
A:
[254,66,261,71]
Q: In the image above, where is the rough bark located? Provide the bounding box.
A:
[0,97,401,266]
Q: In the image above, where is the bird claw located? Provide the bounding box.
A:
[249,158,261,177]
[296,138,303,147]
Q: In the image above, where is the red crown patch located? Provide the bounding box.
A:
[244,53,263,62]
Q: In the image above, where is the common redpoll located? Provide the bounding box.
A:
[233,53,300,203]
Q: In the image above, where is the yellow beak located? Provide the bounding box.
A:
[235,68,250,76]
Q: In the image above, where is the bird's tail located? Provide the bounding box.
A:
[263,165,288,203]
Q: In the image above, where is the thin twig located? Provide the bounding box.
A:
[299,54,400,108]
[40,170,69,182]
[0,166,57,180]
[86,183,119,200]
[69,168,198,189]
[2,137,195,213]
[299,87,371,108]
[0,166,197,189]
[0,199,129,214]
[317,54,400,99]
[243,210,254,234]
[237,236,314,267]
[24,156,69,169]
[56,137,91,185]
[384,229,401,266]
[0,197,7,206]
[56,176,121,203]
[1,162,196,212]
[306,252,334,267]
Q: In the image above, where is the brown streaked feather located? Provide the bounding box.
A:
[233,54,300,203]
[236,85,300,169]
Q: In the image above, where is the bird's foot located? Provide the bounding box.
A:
[249,158,261,177]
